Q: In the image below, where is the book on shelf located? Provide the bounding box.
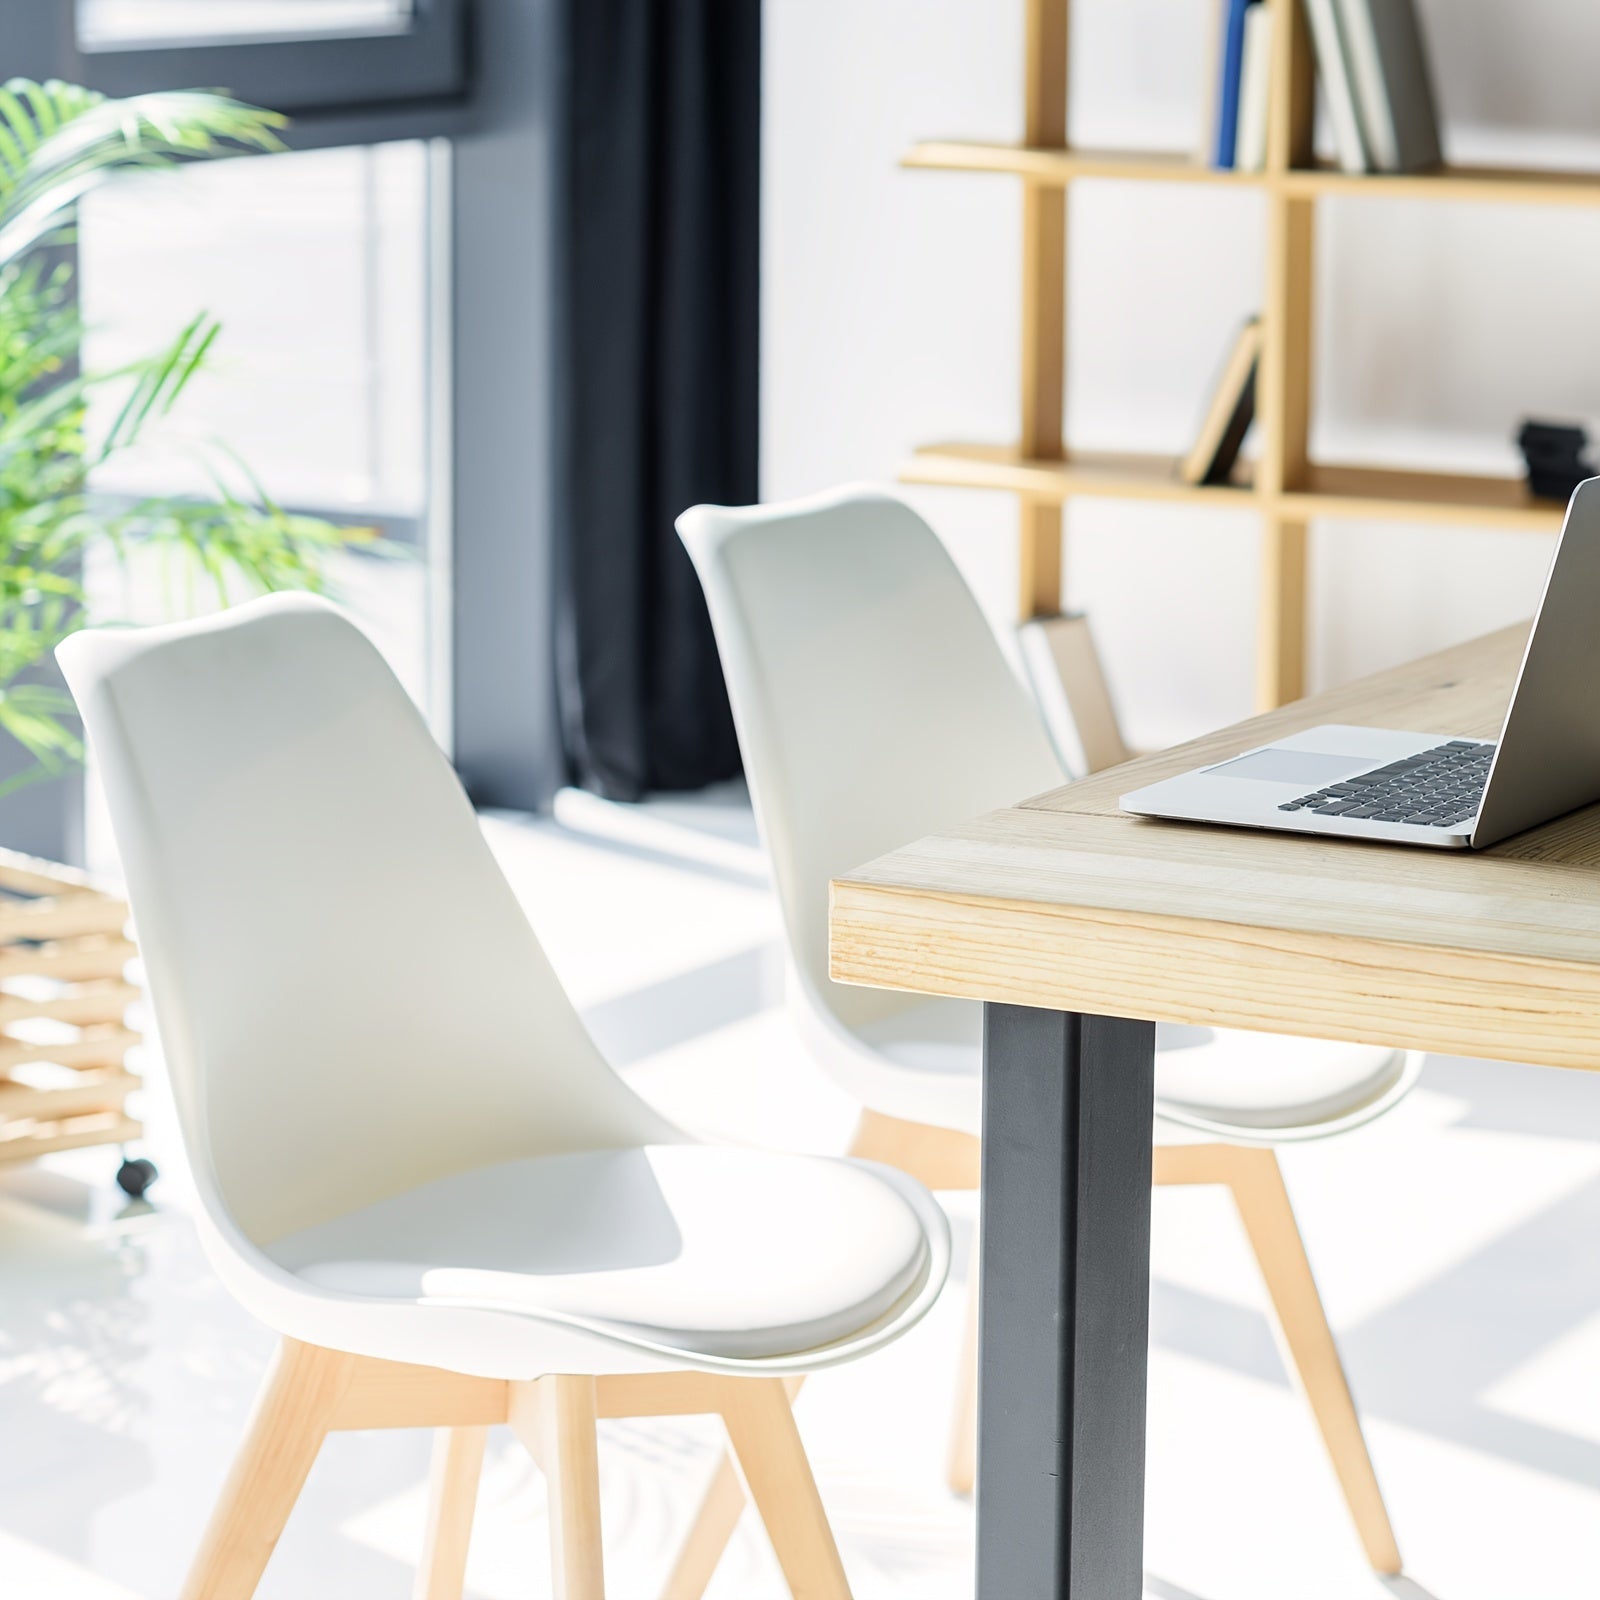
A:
[1197,0,1226,166]
[1211,0,1257,169]
[1204,0,1443,177]
[1181,317,1261,487]
[1234,5,1273,173]
[1335,0,1443,173]
[1304,0,1370,173]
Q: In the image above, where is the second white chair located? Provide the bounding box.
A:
[672,484,1418,1580]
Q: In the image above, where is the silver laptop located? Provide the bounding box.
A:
[1121,477,1600,850]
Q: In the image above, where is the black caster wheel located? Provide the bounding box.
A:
[116,1156,158,1199]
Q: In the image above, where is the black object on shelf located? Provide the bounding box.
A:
[1517,419,1596,502]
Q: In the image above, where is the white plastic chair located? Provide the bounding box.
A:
[675,484,1419,1577]
[58,594,950,1600]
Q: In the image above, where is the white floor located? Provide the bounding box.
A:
[4,789,1600,1599]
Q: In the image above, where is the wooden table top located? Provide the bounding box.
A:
[830,623,1600,1072]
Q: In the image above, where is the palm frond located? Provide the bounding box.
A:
[0,81,285,271]
[0,681,84,799]
[0,78,400,796]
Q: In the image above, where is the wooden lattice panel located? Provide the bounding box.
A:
[0,848,141,1168]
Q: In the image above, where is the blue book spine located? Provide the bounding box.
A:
[1213,0,1256,169]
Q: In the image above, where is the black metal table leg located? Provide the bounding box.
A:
[976,1005,1157,1599]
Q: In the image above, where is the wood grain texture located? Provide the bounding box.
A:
[1258,101,1316,704]
[0,856,144,1173]
[1155,1145,1399,1572]
[719,1379,852,1600]
[594,1371,732,1419]
[1265,0,1316,174]
[1017,500,1064,621]
[831,626,1600,1071]
[901,442,1257,507]
[848,1108,981,1191]
[902,446,1566,533]
[0,1068,137,1124]
[660,1451,750,1600]
[415,1427,488,1600]
[1285,462,1566,531]
[1279,161,1600,206]
[330,1356,507,1430]
[0,848,106,898]
[511,1375,607,1600]
[1257,516,1308,708]
[946,1242,980,1498]
[180,1340,356,1600]
[0,1110,140,1163]
[1016,0,1067,624]
[0,1025,140,1073]
[175,1355,849,1600]
[657,1377,807,1600]
[0,934,137,982]
[902,141,1267,186]
[903,145,1600,209]
[1022,612,1133,772]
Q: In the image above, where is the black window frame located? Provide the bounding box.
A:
[62,0,472,114]
[0,0,569,838]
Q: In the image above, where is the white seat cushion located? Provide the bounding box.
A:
[267,1145,931,1361]
[854,999,1408,1138]
[1150,1025,1406,1132]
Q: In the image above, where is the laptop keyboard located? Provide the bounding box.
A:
[1277,739,1495,828]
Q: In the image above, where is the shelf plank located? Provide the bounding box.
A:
[900,443,1259,507]
[901,141,1264,188]
[904,445,1565,533]
[1280,162,1600,207]
[904,143,1600,208]
[0,1068,137,1123]
[1282,464,1566,532]
[0,1111,140,1166]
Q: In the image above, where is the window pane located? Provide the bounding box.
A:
[78,0,413,50]
[81,143,427,521]
[77,139,442,717]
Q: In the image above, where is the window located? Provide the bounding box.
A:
[77,1,415,51]
[78,140,445,720]
[1,0,570,824]
[67,0,467,112]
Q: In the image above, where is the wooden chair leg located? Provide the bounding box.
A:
[660,1452,748,1600]
[1194,1144,1403,1575]
[848,1111,983,1501]
[946,1240,980,1497]
[415,1426,488,1600]
[657,1374,807,1600]
[718,1378,851,1600]
[654,1113,977,1595]
[511,1375,607,1600]
[180,1338,356,1600]
[848,1108,981,1191]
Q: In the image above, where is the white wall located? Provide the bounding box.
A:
[762,0,1600,749]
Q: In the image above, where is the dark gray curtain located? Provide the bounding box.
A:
[556,0,757,800]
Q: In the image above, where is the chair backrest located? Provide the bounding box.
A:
[678,486,1063,1034]
[59,595,671,1247]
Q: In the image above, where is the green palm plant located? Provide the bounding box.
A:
[0,78,366,801]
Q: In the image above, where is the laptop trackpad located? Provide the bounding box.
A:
[1205,748,1372,786]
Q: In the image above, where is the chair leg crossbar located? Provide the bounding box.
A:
[179,1343,852,1600]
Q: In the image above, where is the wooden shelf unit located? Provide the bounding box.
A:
[903,0,1595,707]
[0,851,142,1174]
